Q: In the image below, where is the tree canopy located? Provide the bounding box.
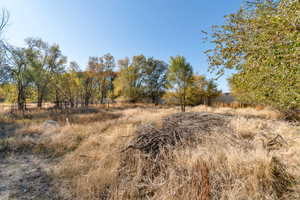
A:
[166,56,194,112]
[206,0,300,116]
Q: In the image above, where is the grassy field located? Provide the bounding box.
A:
[0,104,299,199]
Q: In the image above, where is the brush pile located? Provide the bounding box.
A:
[124,112,230,156]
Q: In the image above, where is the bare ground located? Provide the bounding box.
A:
[0,123,63,200]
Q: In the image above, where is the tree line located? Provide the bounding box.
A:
[0,34,220,112]
[1,0,298,117]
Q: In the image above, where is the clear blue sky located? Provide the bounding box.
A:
[0,0,244,92]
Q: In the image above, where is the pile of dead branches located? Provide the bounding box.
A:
[124,112,230,156]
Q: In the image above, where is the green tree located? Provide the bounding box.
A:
[51,62,81,109]
[114,55,145,102]
[79,69,97,107]
[186,75,208,105]
[6,46,31,110]
[141,57,168,104]
[164,74,221,106]
[101,53,115,103]
[204,79,221,106]
[87,53,115,104]
[166,56,193,112]
[0,84,17,103]
[206,0,300,118]
[26,38,66,108]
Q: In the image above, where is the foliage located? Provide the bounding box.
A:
[2,46,220,109]
[166,56,193,112]
[164,75,221,106]
[0,84,17,103]
[114,55,166,103]
[204,79,222,105]
[206,0,300,114]
[6,46,31,110]
[0,7,221,109]
[26,38,66,107]
[87,53,115,104]
[122,55,146,102]
[0,10,221,110]
[141,57,168,104]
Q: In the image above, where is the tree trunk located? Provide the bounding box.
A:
[84,95,89,107]
[55,90,61,109]
[207,97,212,106]
[75,99,79,108]
[17,93,25,111]
[37,85,47,108]
[204,97,208,106]
[152,95,158,105]
[100,89,106,104]
[182,93,186,112]
[70,99,75,108]
[37,92,43,108]
[17,84,26,111]
[180,96,185,112]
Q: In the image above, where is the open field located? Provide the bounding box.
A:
[1,0,299,199]
[0,104,299,199]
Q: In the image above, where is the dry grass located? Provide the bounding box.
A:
[109,109,299,200]
[2,105,299,199]
[47,107,177,199]
[191,105,283,120]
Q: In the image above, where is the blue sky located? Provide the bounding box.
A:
[0,0,244,92]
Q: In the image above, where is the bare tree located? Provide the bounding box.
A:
[0,9,9,83]
[0,8,9,39]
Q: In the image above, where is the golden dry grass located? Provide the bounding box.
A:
[3,105,299,199]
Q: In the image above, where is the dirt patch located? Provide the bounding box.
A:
[0,121,66,200]
[0,155,62,200]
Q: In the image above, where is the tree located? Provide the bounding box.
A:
[88,53,115,104]
[114,56,145,102]
[0,8,9,38]
[163,74,221,106]
[50,62,81,109]
[206,0,300,118]
[6,46,31,110]
[0,9,10,84]
[184,75,208,105]
[0,11,31,110]
[100,53,115,104]
[166,56,193,112]
[141,57,168,104]
[204,79,221,106]
[26,38,66,108]
[0,46,10,84]
[114,55,168,103]
[80,70,97,107]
